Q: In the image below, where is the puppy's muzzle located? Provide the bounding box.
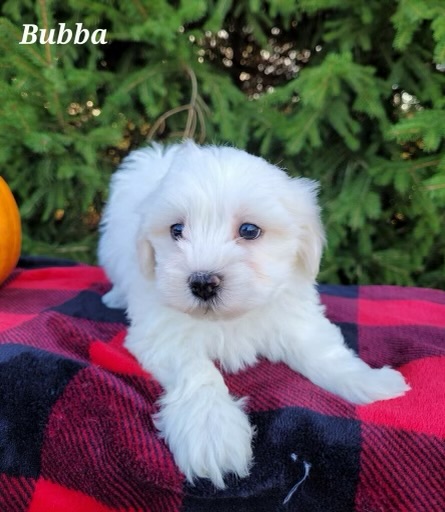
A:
[188,272,221,301]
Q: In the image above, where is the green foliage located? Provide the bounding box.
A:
[0,0,444,287]
[389,109,445,152]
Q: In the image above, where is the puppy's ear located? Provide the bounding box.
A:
[288,178,325,280]
[137,236,156,280]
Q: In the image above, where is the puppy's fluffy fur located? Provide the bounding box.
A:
[98,141,409,488]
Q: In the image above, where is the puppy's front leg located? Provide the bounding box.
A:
[269,311,410,404]
[128,338,253,488]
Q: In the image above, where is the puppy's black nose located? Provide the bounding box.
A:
[188,272,221,301]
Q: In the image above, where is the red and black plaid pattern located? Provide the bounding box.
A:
[0,258,444,511]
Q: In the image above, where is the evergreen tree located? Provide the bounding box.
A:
[0,0,444,287]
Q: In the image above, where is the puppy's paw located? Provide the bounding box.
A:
[102,287,126,309]
[156,390,254,488]
[337,366,410,405]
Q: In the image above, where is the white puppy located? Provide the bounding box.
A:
[98,141,409,488]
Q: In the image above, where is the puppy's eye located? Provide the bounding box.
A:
[239,223,262,240]
[170,223,184,240]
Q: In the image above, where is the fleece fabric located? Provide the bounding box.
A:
[0,257,443,511]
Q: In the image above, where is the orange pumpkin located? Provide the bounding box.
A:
[0,177,21,285]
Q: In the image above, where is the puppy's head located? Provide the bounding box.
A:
[138,141,324,318]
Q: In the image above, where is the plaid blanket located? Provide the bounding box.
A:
[0,257,444,512]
